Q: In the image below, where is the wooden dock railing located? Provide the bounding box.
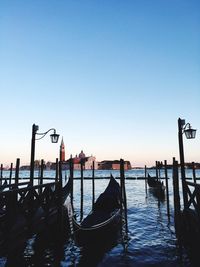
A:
[0,181,61,231]
[184,181,200,218]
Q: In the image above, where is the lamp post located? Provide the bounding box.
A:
[178,118,196,209]
[30,123,60,185]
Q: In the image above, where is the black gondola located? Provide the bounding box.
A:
[67,175,121,247]
[147,173,165,198]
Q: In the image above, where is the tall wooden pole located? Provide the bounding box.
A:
[80,159,84,222]
[30,124,37,186]
[178,118,188,209]
[92,161,95,209]
[164,160,170,219]
[55,158,59,182]
[145,165,147,196]
[172,157,181,241]
[39,159,44,194]
[158,161,161,178]
[120,158,128,234]
[70,157,74,204]
[9,163,13,185]
[155,161,158,180]
[15,158,20,185]
[192,162,197,184]
[58,160,63,234]
[0,164,3,186]
[59,160,63,186]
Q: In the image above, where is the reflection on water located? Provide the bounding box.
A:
[1,169,200,266]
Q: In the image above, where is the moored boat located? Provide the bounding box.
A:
[67,175,121,247]
[147,174,165,198]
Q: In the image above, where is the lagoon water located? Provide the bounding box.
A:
[1,169,200,267]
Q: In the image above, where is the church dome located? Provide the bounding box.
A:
[79,150,86,159]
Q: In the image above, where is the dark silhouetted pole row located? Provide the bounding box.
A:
[0,157,66,250]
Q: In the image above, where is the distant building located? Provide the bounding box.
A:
[67,151,97,170]
[55,138,132,170]
[57,138,97,170]
[98,160,132,170]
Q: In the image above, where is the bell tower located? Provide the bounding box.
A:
[60,137,65,162]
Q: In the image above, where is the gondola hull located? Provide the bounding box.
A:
[147,174,165,199]
[73,209,121,246]
[70,176,121,247]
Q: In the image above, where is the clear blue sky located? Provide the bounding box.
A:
[0,0,199,167]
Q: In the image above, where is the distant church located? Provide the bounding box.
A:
[59,138,97,170]
[60,137,65,162]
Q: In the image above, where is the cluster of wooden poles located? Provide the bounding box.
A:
[67,158,128,234]
[144,157,200,261]
[1,157,199,244]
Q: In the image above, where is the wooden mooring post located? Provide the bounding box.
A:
[59,160,63,187]
[164,160,170,219]
[15,158,20,185]
[9,163,13,185]
[172,157,181,240]
[155,161,158,179]
[192,162,197,184]
[55,158,59,182]
[57,160,63,234]
[69,157,74,204]
[120,158,128,234]
[156,160,161,206]
[92,161,95,209]
[157,161,162,179]
[145,165,147,196]
[39,159,44,194]
[80,159,84,222]
[0,164,3,185]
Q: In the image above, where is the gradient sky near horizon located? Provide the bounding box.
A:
[0,0,200,167]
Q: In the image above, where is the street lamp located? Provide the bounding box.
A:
[178,118,197,208]
[30,123,60,185]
